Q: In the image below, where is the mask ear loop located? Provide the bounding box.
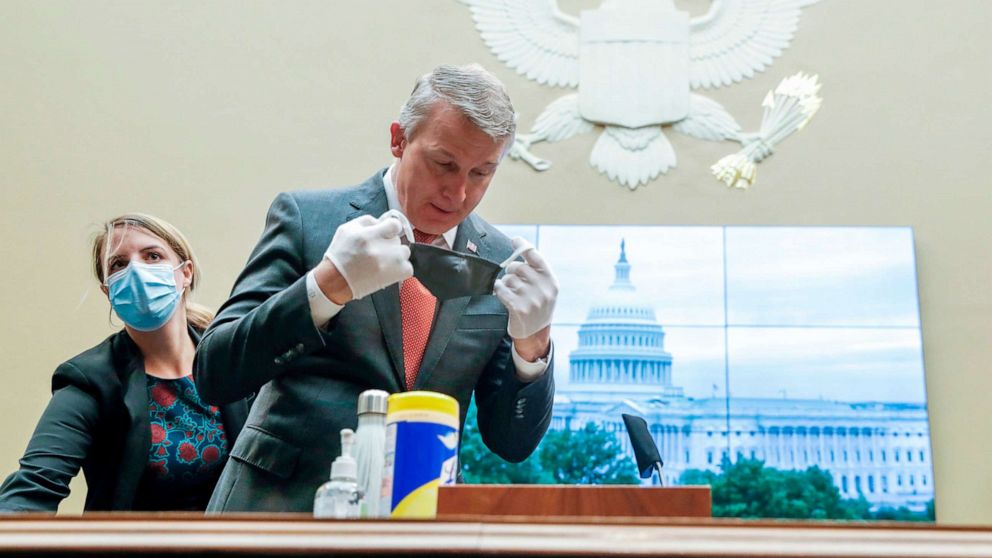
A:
[499,239,535,269]
[174,260,192,296]
[379,209,415,244]
[102,267,126,328]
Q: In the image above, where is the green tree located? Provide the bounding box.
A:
[681,458,869,520]
[871,501,935,522]
[459,401,639,485]
[537,422,640,484]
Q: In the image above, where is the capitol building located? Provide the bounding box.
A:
[552,242,933,511]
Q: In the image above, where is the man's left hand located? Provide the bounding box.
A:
[494,237,559,358]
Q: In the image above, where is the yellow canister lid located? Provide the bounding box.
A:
[387,391,459,418]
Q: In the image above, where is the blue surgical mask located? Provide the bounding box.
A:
[105,261,188,331]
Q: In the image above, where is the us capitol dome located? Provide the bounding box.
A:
[566,240,682,399]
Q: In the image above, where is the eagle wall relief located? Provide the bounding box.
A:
[458,0,823,190]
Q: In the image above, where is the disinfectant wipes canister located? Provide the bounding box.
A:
[380,391,459,518]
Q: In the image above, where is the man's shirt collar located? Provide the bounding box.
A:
[383,163,457,249]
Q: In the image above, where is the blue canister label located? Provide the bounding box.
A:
[381,408,459,518]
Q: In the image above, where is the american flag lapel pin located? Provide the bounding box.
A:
[466,240,478,254]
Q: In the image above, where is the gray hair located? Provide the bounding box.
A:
[398,64,516,147]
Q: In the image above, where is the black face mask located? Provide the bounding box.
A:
[408,243,502,300]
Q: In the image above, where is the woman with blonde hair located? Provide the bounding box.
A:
[0,214,248,512]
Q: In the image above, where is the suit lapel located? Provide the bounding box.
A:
[371,285,405,389]
[112,334,150,510]
[415,214,490,388]
[348,171,407,390]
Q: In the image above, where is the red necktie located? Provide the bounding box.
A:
[400,230,438,390]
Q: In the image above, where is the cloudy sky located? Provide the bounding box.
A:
[497,225,926,404]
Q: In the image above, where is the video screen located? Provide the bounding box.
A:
[462,225,932,521]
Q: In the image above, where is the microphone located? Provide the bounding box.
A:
[622,413,665,485]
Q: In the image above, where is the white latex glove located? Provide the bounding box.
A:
[324,213,413,301]
[493,237,559,339]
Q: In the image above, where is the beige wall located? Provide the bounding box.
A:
[1,0,989,521]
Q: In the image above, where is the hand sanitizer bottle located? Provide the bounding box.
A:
[313,428,361,519]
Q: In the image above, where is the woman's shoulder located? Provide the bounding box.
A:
[54,330,137,389]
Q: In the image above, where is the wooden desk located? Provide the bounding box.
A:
[0,514,990,557]
[438,485,712,518]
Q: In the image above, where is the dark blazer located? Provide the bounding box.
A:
[195,170,555,512]
[0,327,249,512]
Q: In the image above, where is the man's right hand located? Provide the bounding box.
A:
[319,214,413,303]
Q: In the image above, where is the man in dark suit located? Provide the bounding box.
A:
[194,64,559,512]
